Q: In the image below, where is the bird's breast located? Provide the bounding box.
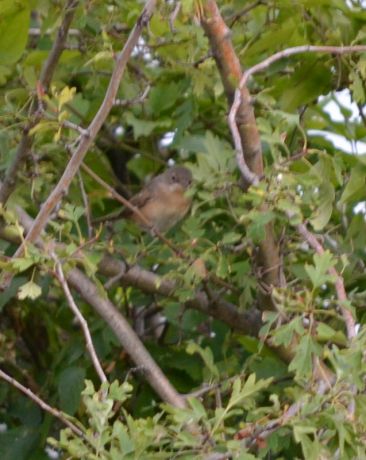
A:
[139,185,191,232]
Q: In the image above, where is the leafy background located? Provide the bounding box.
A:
[1,0,366,458]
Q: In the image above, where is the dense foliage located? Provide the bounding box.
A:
[1,0,366,458]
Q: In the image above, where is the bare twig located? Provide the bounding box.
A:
[0,0,79,206]
[39,0,80,89]
[29,27,81,37]
[228,96,260,185]
[169,1,181,33]
[53,257,108,384]
[0,368,84,438]
[114,85,151,106]
[76,171,93,238]
[79,161,184,257]
[66,268,187,408]
[239,45,366,91]
[1,0,156,290]
[296,222,356,340]
[227,0,264,27]
[61,119,90,136]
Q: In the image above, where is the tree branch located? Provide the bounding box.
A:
[228,45,366,187]
[296,222,356,340]
[53,257,108,384]
[66,267,187,408]
[39,0,80,89]
[200,0,281,307]
[0,0,157,290]
[98,256,263,337]
[0,368,84,438]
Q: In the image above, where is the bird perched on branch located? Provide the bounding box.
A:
[122,165,193,232]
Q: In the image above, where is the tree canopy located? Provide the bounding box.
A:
[1,0,366,459]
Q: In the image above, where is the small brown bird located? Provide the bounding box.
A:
[123,165,192,232]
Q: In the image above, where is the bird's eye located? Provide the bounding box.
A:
[171,174,176,181]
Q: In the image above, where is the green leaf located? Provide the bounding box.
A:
[246,210,275,243]
[304,251,336,289]
[186,342,219,379]
[310,182,334,231]
[60,203,85,222]
[0,276,26,311]
[272,317,305,347]
[289,335,320,380]
[109,380,133,402]
[0,0,30,65]
[350,71,365,103]
[124,112,170,138]
[113,420,135,455]
[57,367,86,415]
[0,427,40,460]
[149,81,183,115]
[188,397,207,421]
[340,166,366,204]
[17,281,42,300]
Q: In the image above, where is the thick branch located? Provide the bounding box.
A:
[1,0,156,290]
[200,0,263,176]
[67,268,187,408]
[98,256,263,337]
[0,0,79,206]
[200,0,280,305]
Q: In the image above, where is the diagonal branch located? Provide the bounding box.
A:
[0,0,156,291]
[0,368,84,438]
[67,267,187,408]
[0,0,79,206]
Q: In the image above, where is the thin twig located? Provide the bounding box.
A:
[1,0,157,290]
[227,0,264,27]
[53,256,108,384]
[0,368,85,438]
[228,95,260,185]
[296,222,356,340]
[29,28,81,37]
[114,85,151,106]
[77,170,93,238]
[79,161,184,257]
[61,119,89,136]
[169,1,181,33]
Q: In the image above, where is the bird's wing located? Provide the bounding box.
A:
[121,182,155,217]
